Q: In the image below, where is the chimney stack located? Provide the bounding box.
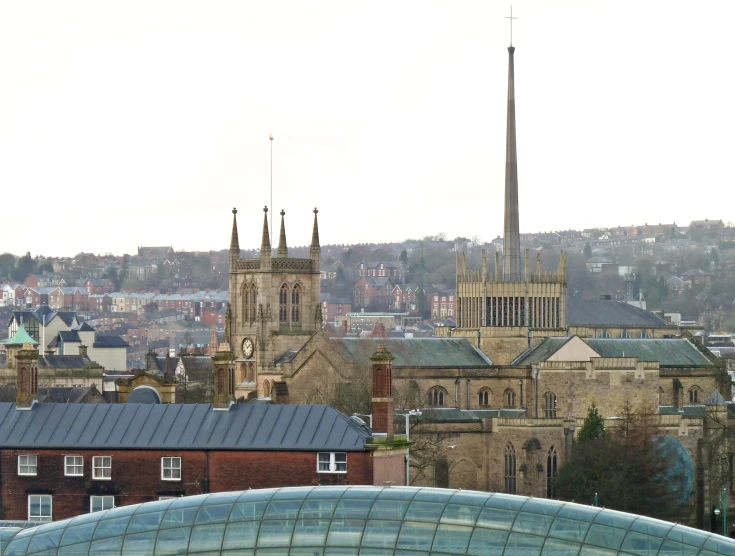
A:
[370,343,394,438]
[16,342,39,408]
[78,344,88,358]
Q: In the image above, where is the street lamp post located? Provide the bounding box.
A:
[397,410,422,486]
[714,488,728,536]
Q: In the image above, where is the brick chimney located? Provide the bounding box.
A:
[78,344,88,357]
[212,347,235,409]
[370,343,394,438]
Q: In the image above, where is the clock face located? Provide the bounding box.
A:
[242,338,254,359]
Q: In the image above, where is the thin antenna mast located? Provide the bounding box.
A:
[269,134,274,247]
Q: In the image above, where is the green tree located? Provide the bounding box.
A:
[0,253,15,279]
[11,253,36,282]
[576,403,606,442]
[399,249,408,265]
[583,242,592,259]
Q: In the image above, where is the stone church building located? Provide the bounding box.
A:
[221,44,732,528]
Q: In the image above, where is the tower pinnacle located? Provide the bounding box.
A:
[261,206,271,253]
[277,210,288,257]
[310,208,320,251]
[230,208,240,253]
[502,45,521,278]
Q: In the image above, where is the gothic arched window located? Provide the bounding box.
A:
[279,284,289,324]
[250,285,258,323]
[291,285,301,324]
[504,388,516,408]
[619,330,630,339]
[504,443,516,494]
[689,386,701,404]
[478,388,491,407]
[544,392,557,418]
[599,330,611,338]
[639,330,650,339]
[547,446,558,498]
[242,285,250,325]
[263,379,271,398]
[428,386,446,407]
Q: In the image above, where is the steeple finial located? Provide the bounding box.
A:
[505,7,517,47]
[277,210,288,257]
[230,208,240,253]
[502,41,521,279]
[310,208,320,251]
[261,206,271,253]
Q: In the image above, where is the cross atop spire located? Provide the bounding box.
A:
[505,6,517,46]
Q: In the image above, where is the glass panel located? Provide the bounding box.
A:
[441,503,480,526]
[121,531,156,555]
[154,527,191,556]
[548,517,590,543]
[448,492,489,507]
[358,550,393,556]
[308,487,347,499]
[412,489,452,504]
[291,549,325,556]
[265,500,304,520]
[620,530,663,555]
[238,488,278,502]
[404,502,445,522]
[223,521,260,550]
[232,501,270,521]
[273,487,313,500]
[396,521,436,551]
[300,500,338,519]
[127,511,164,534]
[578,547,617,556]
[368,500,409,520]
[324,549,359,556]
[522,499,563,516]
[169,494,210,508]
[189,523,226,552]
[593,510,635,529]
[541,537,582,555]
[61,523,97,546]
[362,520,402,548]
[630,516,673,538]
[556,505,601,523]
[476,507,516,530]
[203,491,242,505]
[504,532,545,555]
[657,539,700,555]
[326,519,365,547]
[334,500,373,519]
[28,528,63,552]
[89,536,123,555]
[223,551,254,556]
[340,488,380,500]
[702,536,735,552]
[196,503,234,524]
[135,498,174,514]
[484,494,526,511]
[161,507,199,529]
[57,541,90,555]
[512,512,555,536]
[3,536,32,555]
[292,519,330,546]
[257,519,295,547]
[585,524,627,550]
[92,516,131,539]
[431,524,472,553]
[665,526,708,547]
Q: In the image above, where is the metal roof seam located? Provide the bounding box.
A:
[160,403,184,446]
[266,404,293,446]
[46,404,73,445]
[131,403,156,446]
[116,405,138,446]
[86,403,113,445]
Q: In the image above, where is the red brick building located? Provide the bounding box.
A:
[320,295,352,325]
[354,277,394,311]
[84,279,115,295]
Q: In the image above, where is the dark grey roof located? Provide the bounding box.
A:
[567,298,672,327]
[274,350,298,365]
[75,322,95,332]
[93,335,128,348]
[332,338,493,368]
[58,330,80,343]
[0,403,370,451]
[38,355,96,369]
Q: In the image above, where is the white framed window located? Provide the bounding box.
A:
[161,457,181,481]
[28,495,52,522]
[18,455,37,476]
[317,452,347,473]
[65,455,83,477]
[92,456,112,480]
[90,495,114,513]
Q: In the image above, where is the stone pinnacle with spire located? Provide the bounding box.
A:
[310,208,320,251]
[277,210,288,257]
[502,45,521,279]
[229,208,240,263]
[260,206,271,253]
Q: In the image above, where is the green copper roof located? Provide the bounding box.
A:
[5,325,37,346]
[333,338,493,368]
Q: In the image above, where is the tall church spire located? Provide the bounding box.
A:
[502,45,521,278]
[277,210,288,257]
[230,208,240,253]
[310,208,320,251]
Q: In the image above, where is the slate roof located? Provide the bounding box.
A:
[0,385,102,403]
[11,308,76,327]
[93,335,129,348]
[332,338,493,368]
[58,330,81,343]
[38,355,98,369]
[513,337,712,368]
[76,322,95,332]
[416,408,525,422]
[0,403,370,451]
[567,298,673,327]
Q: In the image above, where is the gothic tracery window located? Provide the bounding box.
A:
[478,388,490,407]
[250,285,258,323]
[689,386,701,404]
[504,443,516,494]
[544,392,557,418]
[242,284,250,325]
[504,388,515,408]
[547,446,558,498]
[428,386,446,407]
[279,284,289,324]
[291,285,301,324]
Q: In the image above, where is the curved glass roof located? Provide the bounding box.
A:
[2,486,735,555]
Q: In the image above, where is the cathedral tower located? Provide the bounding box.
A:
[453,44,567,365]
[228,207,322,400]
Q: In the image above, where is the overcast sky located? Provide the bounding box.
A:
[1,1,733,257]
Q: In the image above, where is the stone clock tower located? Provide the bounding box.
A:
[227,206,321,400]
